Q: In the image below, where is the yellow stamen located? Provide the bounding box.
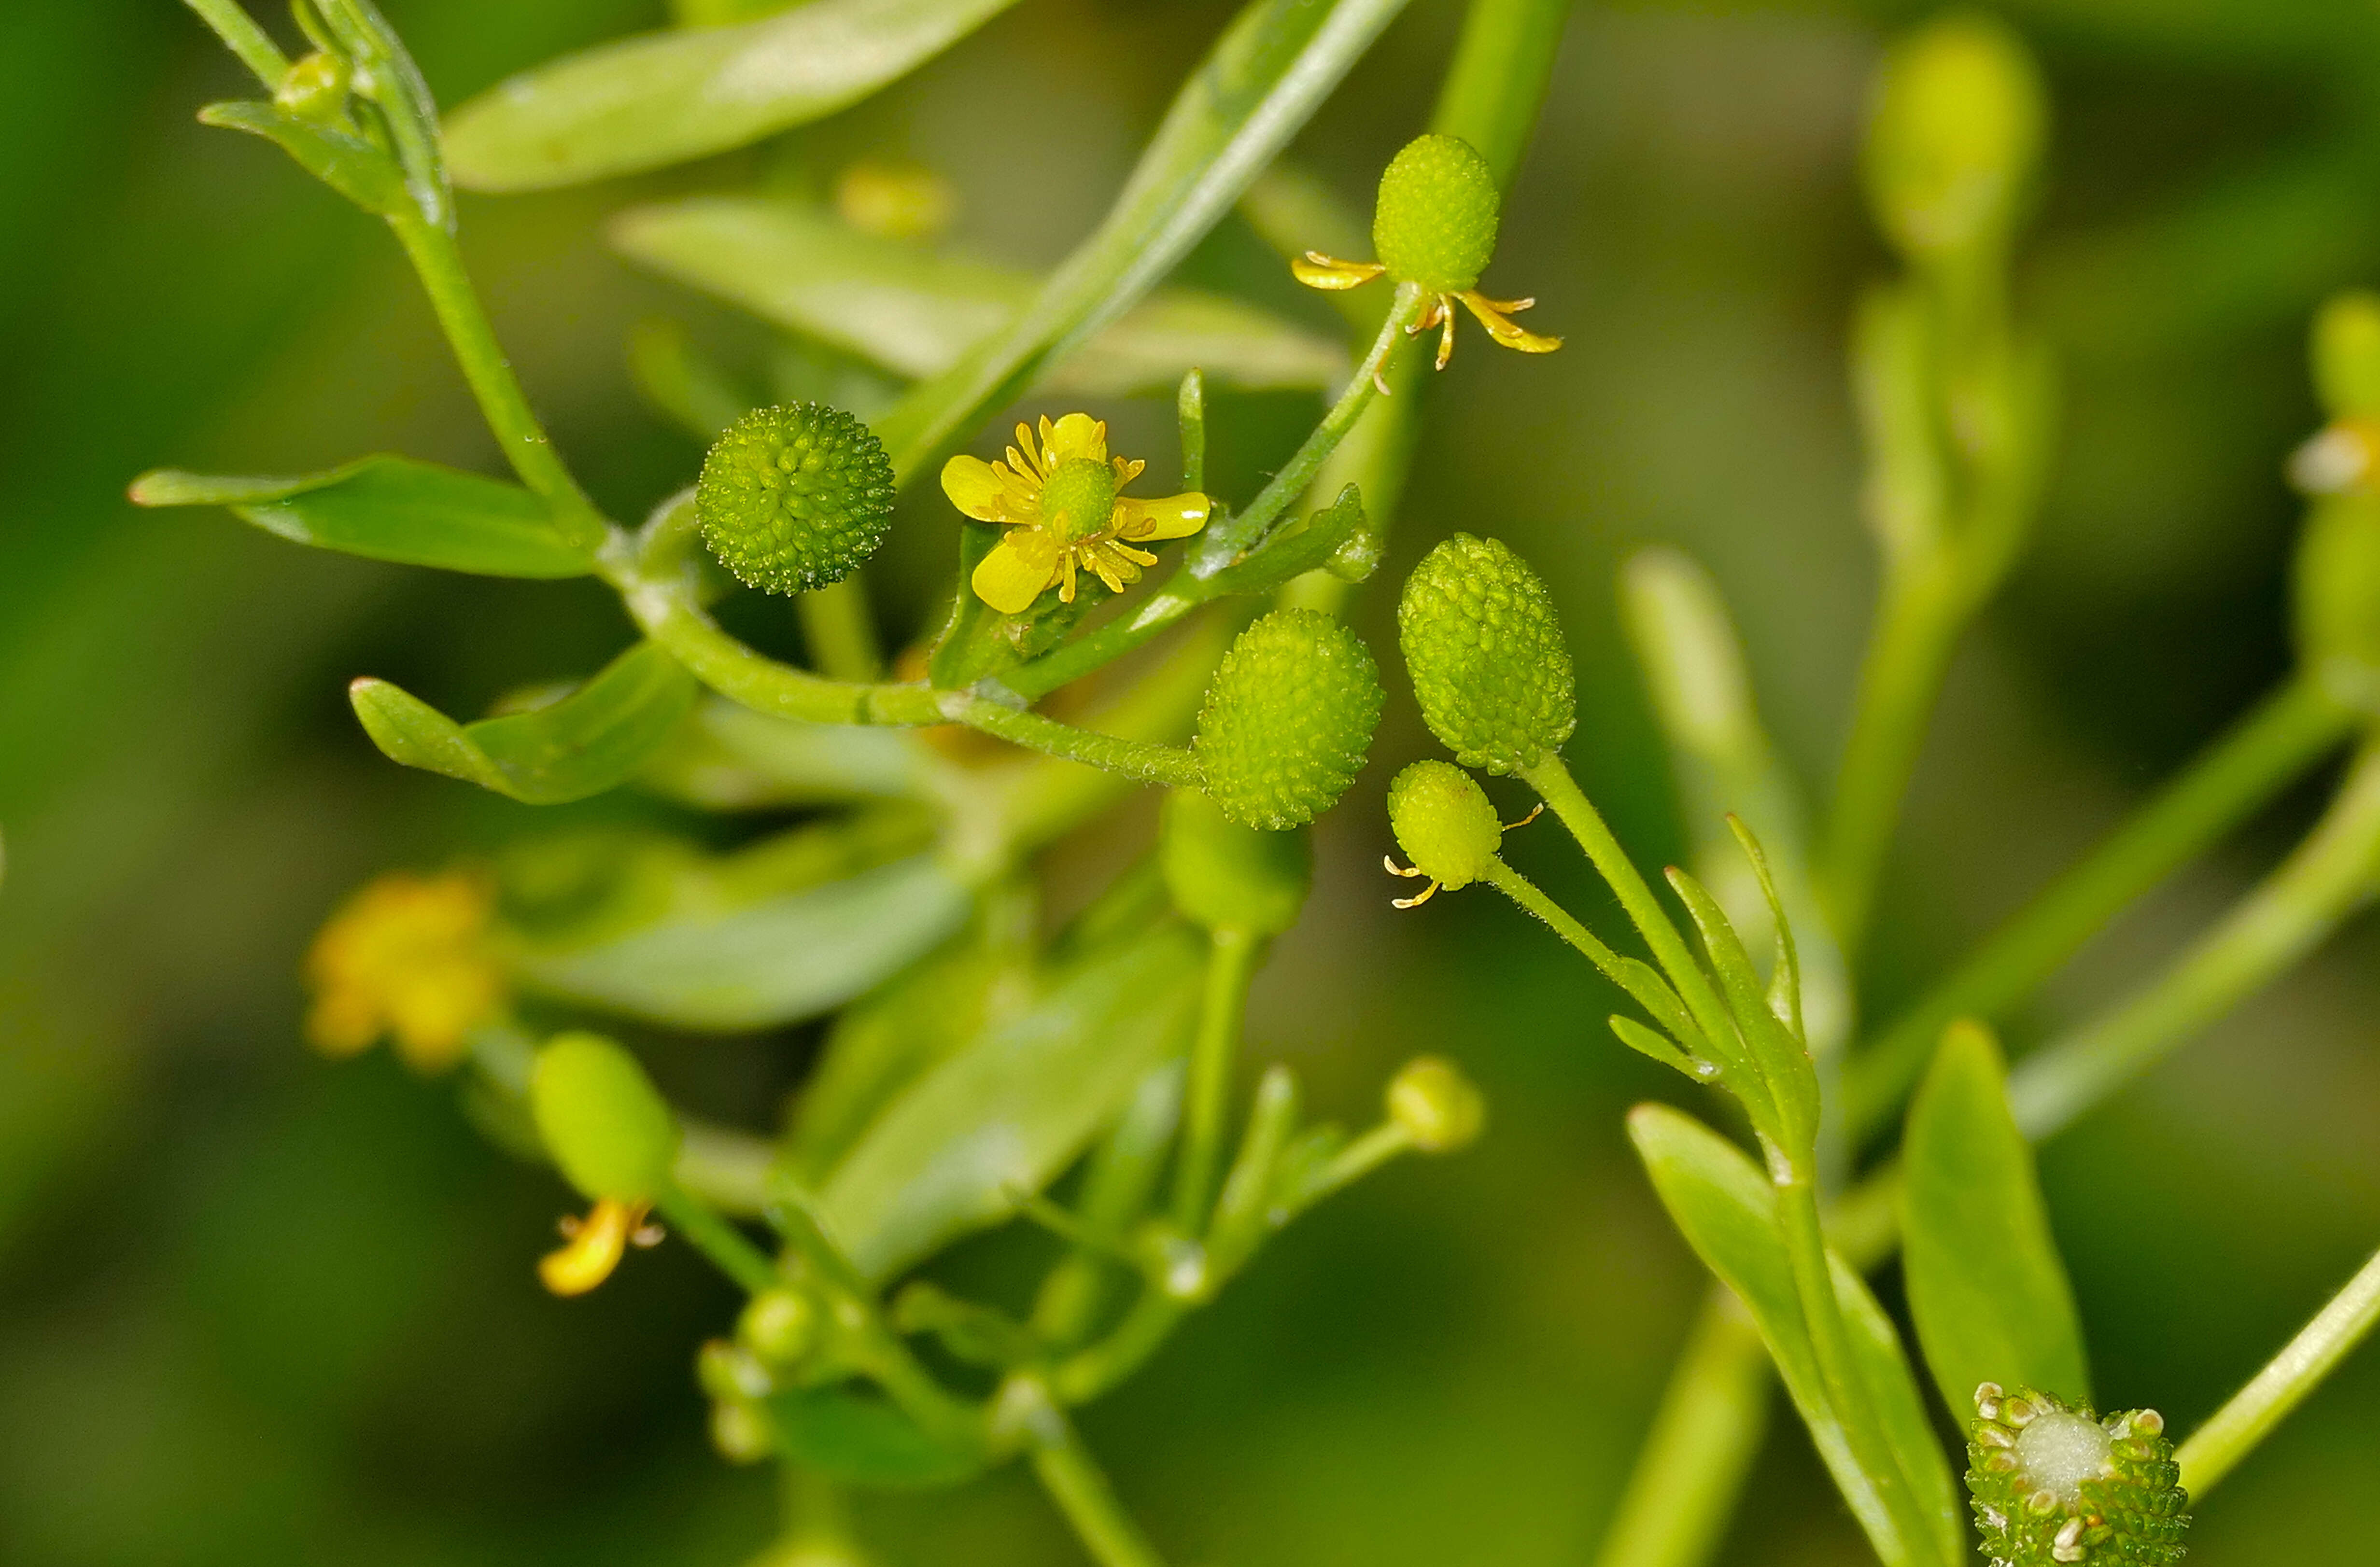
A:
[538,1197,650,1297]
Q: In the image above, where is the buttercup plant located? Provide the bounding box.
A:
[126,0,2380,1563]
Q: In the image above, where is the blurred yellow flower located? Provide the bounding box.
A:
[943,413,1209,614]
[304,869,503,1072]
[539,1197,660,1296]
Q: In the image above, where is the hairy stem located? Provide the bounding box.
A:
[940,695,1204,789]
[1172,926,1260,1231]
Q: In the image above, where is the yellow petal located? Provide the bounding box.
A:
[1112,455,1146,485]
[539,1199,642,1297]
[942,455,1012,522]
[1113,492,1210,541]
[1043,412,1108,466]
[1292,252,1387,291]
[972,529,1062,613]
[1458,291,1562,354]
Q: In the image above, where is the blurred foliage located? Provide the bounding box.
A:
[3,0,2379,1563]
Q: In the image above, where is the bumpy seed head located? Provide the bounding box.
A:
[1863,14,2046,261]
[530,1032,680,1204]
[1388,761,1504,891]
[696,403,895,595]
[1387,1056,1486,1153]
[1196,609,1385,830]
[1966,1385,2190,1566]
[1373,134,1501,294]
[1038,458,1119,544]
[1399,533,1577,774]
[1160,787,1313,935]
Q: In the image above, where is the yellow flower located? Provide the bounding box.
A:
[304,869,503,1072]
[943,413,1210,614]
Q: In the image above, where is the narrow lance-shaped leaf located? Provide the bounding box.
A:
[130,456,593,578]
[442,0,1024,192]
[350,642,699,805]
[1629,1103,1966,1567]
[196,101,409,215]
[1903,1019,2092,1417]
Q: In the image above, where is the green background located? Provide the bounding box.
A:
[3,0,2377,1561]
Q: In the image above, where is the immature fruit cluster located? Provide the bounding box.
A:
[1373,133,1501,294]
[1965,1384,2189,1567]
[1399,533,1577,774]
[1196,609,1384,829]
[1387,760,1503,892]
[696,403,895,595]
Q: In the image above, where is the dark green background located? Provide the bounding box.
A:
[3,1,2377,1561]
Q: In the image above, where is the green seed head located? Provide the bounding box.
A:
[1863,14,2046,261]
[1196,609,1384,830]
[1386,1056,1486,1154]
[1160,787,1313,935]
[1373,134,1500,294]
[1387,761,1503,891]
[696,403,896,595]
[1966,1385,2189,1567]
[529,1031,680,1203]
[1398,533,1577,774]
[1039,457,1118,543]
[2314,290,2380,421]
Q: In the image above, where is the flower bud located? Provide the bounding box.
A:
[275,51,352,125]
[696,403,895,596]
[738,1287,819,1369]
[1863,14,2045,262]
[530,1032,679,1204]
[1387,1056,1485,1154]
[710,1398,777,1464]
[1398,533,1576,774]
[1373,134,1500,295]
[1196,609,1384,830]
[1965,1385,2188,1567]
[698,1337,775,1403]
[2313,290,2380,420]
[1160,787,1312,935]
[1387,761,1503,892]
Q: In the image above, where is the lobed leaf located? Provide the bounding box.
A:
[443,0,1022,192]
[1903,1020,2092,1417]
[131,455,593,578]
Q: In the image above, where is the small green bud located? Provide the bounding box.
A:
[274,52,351,125]
[1373,134,1500,294]
[2313,290,2380,420]
[529,1032,679,1203]
[1966,1385,2188,1567]
[709,1398,777,1464]
[1386,1056,1485,1154]
[1398,533,1576,774]
[698,1337,775,1403]
[1160,787,1312,935]
[1863,14,2046,261]
[1196,609,1384,830]
[696,403,895,596]
[1387,761,1503,892]
[737,1287,819,1369]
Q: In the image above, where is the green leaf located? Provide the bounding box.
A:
[349,642,699,804]
[519,851,966,1036]
[874,0,1413,479]
[768,1384,986,1488]
[611,197,1343,395]
[1629,1104,1965,1567]
[196,100,409,215]
[818,924,1204,1282]
[130,456,592,578]
[442,0,1023,192]
[637,698,940,811]
[1904,1020,2092,1417]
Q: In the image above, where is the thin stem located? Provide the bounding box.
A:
[1016,1380,1169,1567]
[652,1184,779,1296]
[2176,1241,2380,1497]
[799,578,884,683]
[1051,1289,1185,1405]
[1278,1121,1413,1215]
[1171,926,1259,1231]
[1845,675,2352,1144]
[183,0,290,86]
[1591,1291,1771,1567]
[777,1464,865,1564]
[1429,0,1569,185]
[941,694,1204,788]
[387,213,606,549]
[1820,560,1967,960]
[2009,739,2380,1141]
[1177,368,1206,492]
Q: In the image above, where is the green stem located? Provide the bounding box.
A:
[618,567,944,726]
[653,1184,779,1296]
[388,214,606,549]
[1171,926,1259,1231]
[1051,1289,1185,1405]
[1177,368,1206,492]
[2009,739,2380,1141]
[1591,1291,1771,1567]
[941,694,1204,788]
[1844,674,2352,1144]
[1014,1379,1169,1567]
[778,1464,865,1564]
[1429,0,1569,184]
[1820,560,1967,961]
[183,0,291,84]
[799,578,883,683]
[2176,1240,2380,1497]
